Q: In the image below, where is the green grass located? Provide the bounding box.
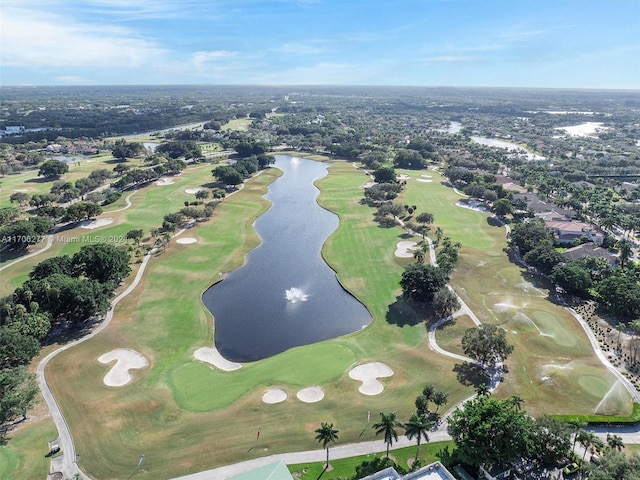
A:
[222,118,252,131]
[6,158,632,479]
[288,441,454,480]
[0,417,58,480]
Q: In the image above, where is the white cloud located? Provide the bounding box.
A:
[191,50,238,69]
[0,7,166,68]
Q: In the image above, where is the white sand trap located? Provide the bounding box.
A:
[193,347,242,371]
[262,388,288,404]
[98,349,147,387]
[13,188,30,192]
[155,177,175,186]
[420,174,433,178]
[349,362,394,395]
[80,218,114,229]
[416,178,433,183]
[297,386,324,403]
[395,241,418,258]
[397,174,411,180]
[185,188,203,194]
[176,237,198,244]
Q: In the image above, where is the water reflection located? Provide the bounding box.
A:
[203,155,371,362]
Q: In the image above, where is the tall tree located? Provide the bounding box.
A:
[314,422,339,467]
[607,433,624,452]
[72,244,131,285]
[373,412,402,458]
[404,413,433,461]
[462,324,514,369]
[448,395,530,467]
[400,264,448,302]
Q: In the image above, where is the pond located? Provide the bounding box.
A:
[203,155,372,362]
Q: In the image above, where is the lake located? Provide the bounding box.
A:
[203,155,372,362]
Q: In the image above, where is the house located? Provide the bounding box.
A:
[545,220,605,244]
[561,243,618,266]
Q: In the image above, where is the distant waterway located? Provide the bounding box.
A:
[435,121,462,134]
[49,154,93,163]
[471,136,545,161]
[203,155,372,362]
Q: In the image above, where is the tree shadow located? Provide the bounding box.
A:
[386,297,422,327]
[453,362,490,388]
[486,216,504,228]
[317,466,328,480]
[25,177,52,183]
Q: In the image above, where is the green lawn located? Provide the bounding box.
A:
[288,441,454,480]
[0,416,58,480]
[4,159,631,479]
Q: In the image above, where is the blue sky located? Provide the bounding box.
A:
[1,0,638,88]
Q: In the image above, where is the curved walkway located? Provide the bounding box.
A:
[0,234,54,272]
[38,220,194,479]
[37,245,159,479]
[36,186,640,480]
[105,189,137,213]
[1,191,138,275]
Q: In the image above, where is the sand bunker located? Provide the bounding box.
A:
[397,174,411,180]
[297,387,324,403]
[185,188,203,194]
[416,178,433,183]
[98,349,147,387]
[13,188,29,192]
[395,241,418,258]
[193,347,242,371]
[262,389,288,404]
[80,218,114,229]
[349,362,394,395]
[420,174,433,178]
[155,177,175,186]
[176,237,198,244]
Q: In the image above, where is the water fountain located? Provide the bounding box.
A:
[285,287,308,303]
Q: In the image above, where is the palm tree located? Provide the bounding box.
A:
[404,413,433,461]
[577,430,596,464]
[509,395,524,412]
[373,412,402,458]
[606,433,624,451]
[475,383,490,397]
[616,323,626,346]
[568,419,588,452]
[435,227,443,246]
[314,422,339,467]
[617,239,633,269]
[413,248,425,264]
